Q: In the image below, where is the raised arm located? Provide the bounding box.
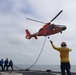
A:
[50,40,61,51]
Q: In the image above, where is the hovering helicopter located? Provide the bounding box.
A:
[25,10,67,39]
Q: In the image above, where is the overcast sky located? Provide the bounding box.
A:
[0,0,76,66]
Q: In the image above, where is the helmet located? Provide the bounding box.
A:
[61,42,66,47]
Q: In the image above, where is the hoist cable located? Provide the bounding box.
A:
[27,37,47,70]
[13,37,47,70]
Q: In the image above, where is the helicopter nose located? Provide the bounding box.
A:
[62,26,67,30]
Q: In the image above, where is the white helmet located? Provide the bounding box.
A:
[61,42,67,47]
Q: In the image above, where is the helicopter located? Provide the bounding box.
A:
[25,10,66,39]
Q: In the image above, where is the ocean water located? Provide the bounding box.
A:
[13,65,76,73]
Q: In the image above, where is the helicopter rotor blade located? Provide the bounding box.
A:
[26,18,46,24]
[26,10,63,24]
[50,10,63,22]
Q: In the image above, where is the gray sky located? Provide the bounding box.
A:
[0,0,76,65]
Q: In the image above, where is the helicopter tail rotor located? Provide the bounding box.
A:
[25,29,31,39]
[25,29,37,39]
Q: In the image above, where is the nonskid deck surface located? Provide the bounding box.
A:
[0,72,22,75]
[0,70,76,75]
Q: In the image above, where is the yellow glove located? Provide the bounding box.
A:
[50,40,53,44]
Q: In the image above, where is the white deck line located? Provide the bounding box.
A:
[0,72,23,75]
[51,73,61,75]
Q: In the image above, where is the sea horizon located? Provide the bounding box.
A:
[12,65,76,73]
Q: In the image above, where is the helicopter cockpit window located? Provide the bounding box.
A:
[57,25,64,27]
[39,28,43,32]
[48,25,55,30]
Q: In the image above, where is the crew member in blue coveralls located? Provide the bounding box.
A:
[0,59,4,71]
[8,60,13,70]
[4,58,8,71]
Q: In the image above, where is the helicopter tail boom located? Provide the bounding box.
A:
[25,29,37,39]
[25,29,31,39]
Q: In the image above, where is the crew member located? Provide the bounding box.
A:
[50,40,72,75]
